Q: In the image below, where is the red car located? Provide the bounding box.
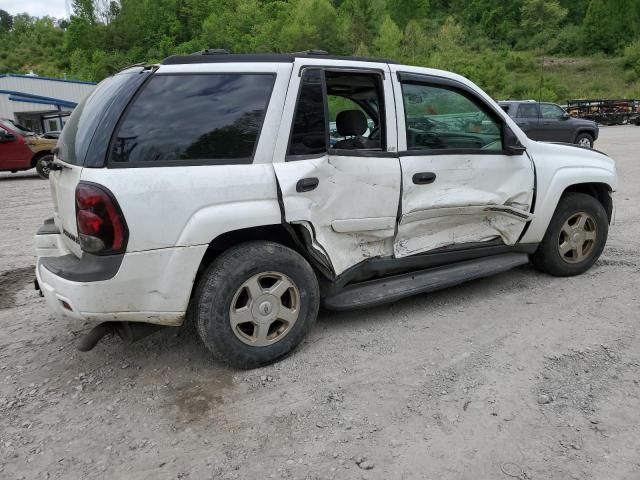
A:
[0,119,56,178]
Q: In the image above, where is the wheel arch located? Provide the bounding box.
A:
[562,182,613,222]
[520,166,616,245]
[186,224,330,316]
[30,149,52,168]
[574,129,596,143]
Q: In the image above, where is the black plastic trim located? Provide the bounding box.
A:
[330,149,399,158]
[37,222,60,235]
[39,253,124,282]
[399,149,512,157]
[300,65,386,79]
[333,242,539,291]
[324,253,530,310]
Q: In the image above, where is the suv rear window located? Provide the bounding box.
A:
[110,73,275,165]
[57,71,140,166]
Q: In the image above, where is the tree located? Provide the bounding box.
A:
[386,0,429,29]
[582,0,640,53]
[0,9,12,33]
[520,0,567,46]
[373,15,402,58]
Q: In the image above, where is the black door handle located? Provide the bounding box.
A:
[412,172,437,185]
[296,177,319,192]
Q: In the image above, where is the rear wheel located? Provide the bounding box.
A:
[531,193,608,276]
[575,132,594,149]
[194,241,320,368]
[36,155,53,179]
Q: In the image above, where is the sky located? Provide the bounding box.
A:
[2,0,69,18]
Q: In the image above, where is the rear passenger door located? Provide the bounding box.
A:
[514,103,541,140]
[273,60,401,276]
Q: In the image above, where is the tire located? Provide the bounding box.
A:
[575,132,594,149]
[36,155,53,179]
[531,192,608,277]
[194,241,320,368]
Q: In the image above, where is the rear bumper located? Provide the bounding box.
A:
[35,228,207,326]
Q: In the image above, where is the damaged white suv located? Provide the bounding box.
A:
[35,51,617,368]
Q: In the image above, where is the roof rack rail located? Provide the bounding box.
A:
[293,49,329,56]
[192,49,231,56]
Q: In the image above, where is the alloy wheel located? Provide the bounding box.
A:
[558,211,597,264]
[229,271,300,347]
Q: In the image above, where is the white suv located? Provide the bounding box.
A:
[35,51,617,368]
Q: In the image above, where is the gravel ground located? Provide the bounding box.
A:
[1,126,639,480]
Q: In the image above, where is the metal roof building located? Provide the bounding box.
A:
[0,74,96,134]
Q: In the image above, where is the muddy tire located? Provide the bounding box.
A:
[36,155,53,179]
[194,241,320,369]
[531,193,608,277]
[575,132,594,149]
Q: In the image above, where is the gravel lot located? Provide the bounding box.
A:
[1,126,639,480]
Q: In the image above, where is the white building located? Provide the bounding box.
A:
[0,73,96,134]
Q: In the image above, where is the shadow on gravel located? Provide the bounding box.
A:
[0,175,41,182]
[0,266,35,309]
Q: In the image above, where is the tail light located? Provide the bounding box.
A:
[75,182,128,255]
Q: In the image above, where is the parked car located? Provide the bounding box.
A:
[42,130,62,140]
[35,52,617,368]
[498,100,599,148]
[0,119,57,178]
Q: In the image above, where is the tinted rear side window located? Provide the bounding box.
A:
[58,72,138,166]
[110,74,275,165]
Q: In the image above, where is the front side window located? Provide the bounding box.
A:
[540,103,566,120]
[402,82,502,152]
[110,73,275,165]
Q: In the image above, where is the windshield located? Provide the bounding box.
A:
[1,119,33,135]
[56,72,138,166]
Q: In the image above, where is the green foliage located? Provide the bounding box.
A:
[520,0,567,48]
[1,0,640,104]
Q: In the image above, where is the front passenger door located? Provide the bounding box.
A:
[391,72,535,258]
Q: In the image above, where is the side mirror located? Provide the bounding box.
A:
[562,112,570,120]
[503,124,526,156]
[0,133,16,144]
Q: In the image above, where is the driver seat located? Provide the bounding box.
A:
[333,110,377,150]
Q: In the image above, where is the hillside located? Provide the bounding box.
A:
[1,0,640,103]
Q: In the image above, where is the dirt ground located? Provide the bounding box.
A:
[1,126,639,480]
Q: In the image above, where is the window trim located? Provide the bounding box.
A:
[286,67,389,162]
[106,72,277,168]
[397,72,512,156]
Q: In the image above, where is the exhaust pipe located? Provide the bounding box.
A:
[77,321,165,352]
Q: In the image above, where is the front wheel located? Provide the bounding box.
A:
[36,155,54,179]
[575,133,594,149]
[531,193,608,277]
[194,241,320,368]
